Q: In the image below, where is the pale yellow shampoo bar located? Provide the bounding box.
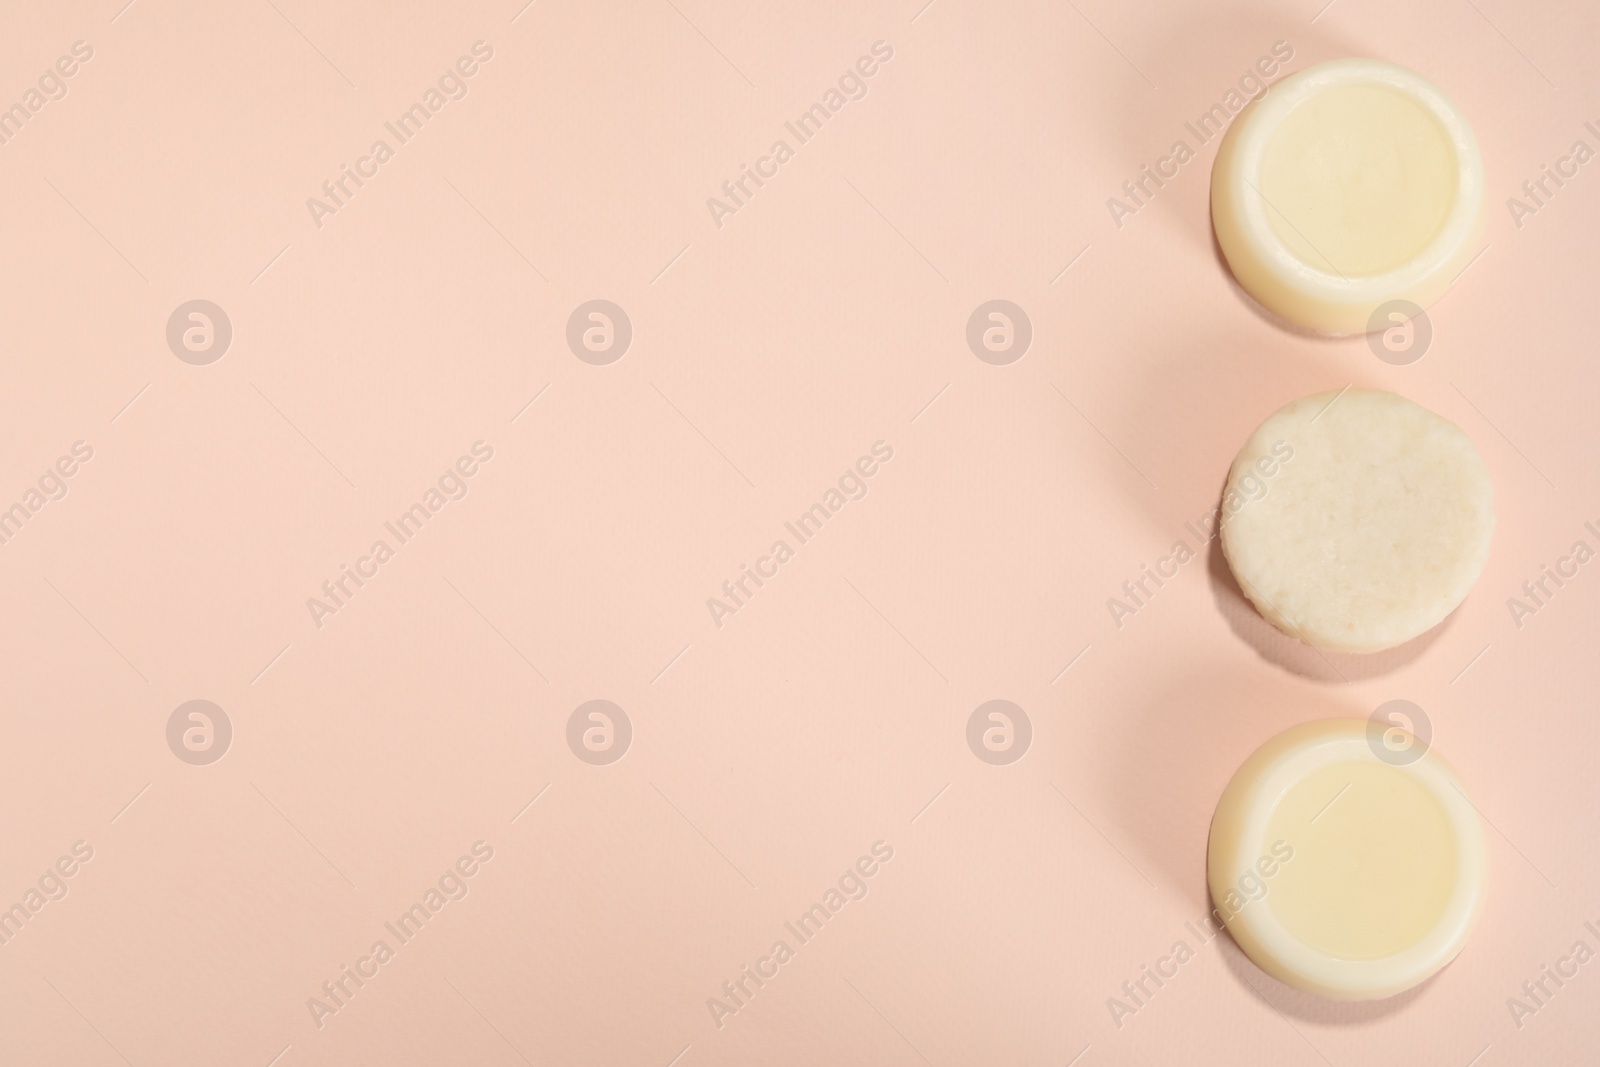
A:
[1208,719,1487,999]
[1212,58,1484,335]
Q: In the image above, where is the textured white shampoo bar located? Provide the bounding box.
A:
[1221,389,1494,653]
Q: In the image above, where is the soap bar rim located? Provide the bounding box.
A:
[1211,57,1486,335]
[1206,718,1488,1000]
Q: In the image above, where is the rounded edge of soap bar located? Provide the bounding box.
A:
[1211,58,1485,336]
[1219,388,1495,654]
[1207,719,1487,1000]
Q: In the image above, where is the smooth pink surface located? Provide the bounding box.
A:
[1,2,1596,1065]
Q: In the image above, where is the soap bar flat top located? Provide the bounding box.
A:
[1220,388,1494,654]
[1207,719,1487,1000]
[1211,58,1484,335]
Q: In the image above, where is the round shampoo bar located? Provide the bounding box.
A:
[1211,58,1484,335]
[1208,719,1487,999]
[1221,388,1493,653]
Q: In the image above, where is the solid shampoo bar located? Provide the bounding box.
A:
[1208,719,1487,999]
[1212,58,1484,335]
[1221,389,1494,653]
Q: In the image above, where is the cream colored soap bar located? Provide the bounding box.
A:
[1221,389,1494,653]
[1212,59,1484,335]
[1208,719,1486,999]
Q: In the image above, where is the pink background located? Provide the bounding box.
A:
[2,0,1597,1064]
